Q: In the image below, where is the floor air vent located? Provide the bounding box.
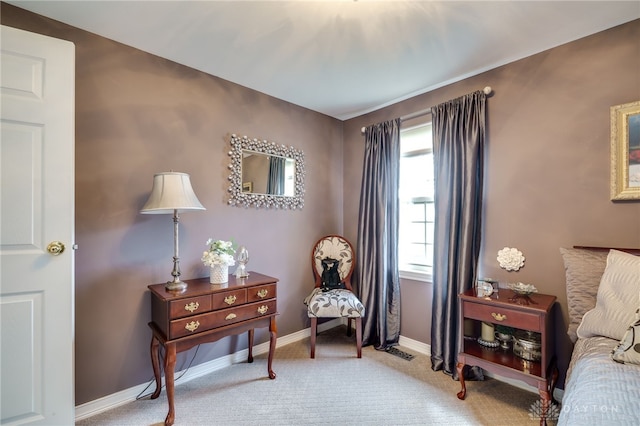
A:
[386,347,415,361]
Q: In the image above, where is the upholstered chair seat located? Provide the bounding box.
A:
[304,288,364,318]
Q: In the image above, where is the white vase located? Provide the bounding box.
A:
[210,264,229,284]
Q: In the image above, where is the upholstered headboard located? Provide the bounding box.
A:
[560,246,640,343]
[573,246,640,254]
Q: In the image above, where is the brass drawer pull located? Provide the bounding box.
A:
[184,302,200,313]
[225,313,237,320]
[257,289,269,298]
[257,305,269,315]
[224,295,237,305]
[185,321,200,332]
[491,312,507,321]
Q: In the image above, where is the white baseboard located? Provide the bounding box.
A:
[75,320,562,421]
[398,335,430,355]
[74,318,342,421]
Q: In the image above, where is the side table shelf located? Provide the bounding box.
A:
[148,272,278,426]
[456,288,557,426]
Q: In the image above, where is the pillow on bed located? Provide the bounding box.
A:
[559,247,608,342]
[577,250,640,341]
[611,308,640,365]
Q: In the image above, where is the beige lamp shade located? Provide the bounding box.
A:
[140,172,205,214]
[140,171,205,292]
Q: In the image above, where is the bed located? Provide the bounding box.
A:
[557,247,640,425]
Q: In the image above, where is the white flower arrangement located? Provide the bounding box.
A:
[201,238,236,267]
[497,247,525,271]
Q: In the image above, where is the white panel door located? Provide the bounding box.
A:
[0,25,75,425]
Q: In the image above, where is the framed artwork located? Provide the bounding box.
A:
[610,100,640,200]
[242,181,253,193]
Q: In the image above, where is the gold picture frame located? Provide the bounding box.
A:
[610,100,640,200]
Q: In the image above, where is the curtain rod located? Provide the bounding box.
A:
[360,86,492,134]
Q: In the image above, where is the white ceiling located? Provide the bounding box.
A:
[7,1,640,120]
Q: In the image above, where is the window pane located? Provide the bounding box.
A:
[406,243,427,265]
[399,122,435,277]
[407,202,426,222]
[400,156,434,200]
[426,222,435,243]
[426,202,435,222]
[408,222,426,241]
[425,245,434,267]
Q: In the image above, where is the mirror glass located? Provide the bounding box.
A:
[228,134,305,209]
[241,151,296,196]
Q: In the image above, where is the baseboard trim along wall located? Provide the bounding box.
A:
[75,319,562,421]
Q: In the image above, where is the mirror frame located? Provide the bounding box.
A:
[227,134,305,209]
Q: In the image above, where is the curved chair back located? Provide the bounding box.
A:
[311,235,355,290]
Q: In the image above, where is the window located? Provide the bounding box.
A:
[399,123,434,281]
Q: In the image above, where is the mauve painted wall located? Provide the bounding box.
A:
[2,3,344,405]
[3,2,639,404]
[343,20,640,386]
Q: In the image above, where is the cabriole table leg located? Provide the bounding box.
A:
[268,316,277,379]
[456,362,467,400]
[149,334,162,399]
[248,329,254,363]
[163,343,177,426]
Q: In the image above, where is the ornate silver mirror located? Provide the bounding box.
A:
[227,134,305,209]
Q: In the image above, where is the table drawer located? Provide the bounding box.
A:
[462,301,542,332]
[211,289,247,310]
[248,283,276,302]
[169,295,212,319]
[170,299,277,339]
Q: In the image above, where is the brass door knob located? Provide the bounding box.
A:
[47,241,65,256]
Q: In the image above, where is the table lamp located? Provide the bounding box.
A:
[140,172,205,292]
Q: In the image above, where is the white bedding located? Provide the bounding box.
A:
[558,336,640,425]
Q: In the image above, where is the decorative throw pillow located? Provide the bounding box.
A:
[559,248,608,342]
[611,308,640,365]
[577,250,640,341]
[320,258,345,292]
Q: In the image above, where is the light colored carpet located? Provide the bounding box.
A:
[77,326,551,425]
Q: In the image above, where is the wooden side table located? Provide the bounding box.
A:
[148,272,278,426]
[456,288,557,425]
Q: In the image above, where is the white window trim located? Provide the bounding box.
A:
[399,269,432,283]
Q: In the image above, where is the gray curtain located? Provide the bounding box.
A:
[356,118,401,350]
[430,90,486,379]
[267,156,285,195]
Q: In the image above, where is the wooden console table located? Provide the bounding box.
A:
[148,272,278,426]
